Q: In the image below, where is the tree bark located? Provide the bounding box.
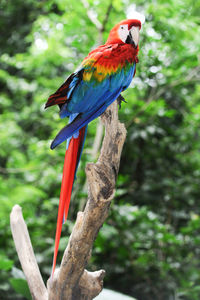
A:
[10,100,127,300]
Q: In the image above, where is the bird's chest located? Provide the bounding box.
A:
[102,44,136,65]
[96,45,136,79]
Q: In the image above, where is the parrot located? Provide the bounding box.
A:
[45,19,141,275]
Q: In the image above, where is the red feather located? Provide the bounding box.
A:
[45,73,74,108]
[52,126,86,275]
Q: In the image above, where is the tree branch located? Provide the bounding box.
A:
[48,101,126,299]
[10,101,127,299]
[101,3,113,33]
[80,0,102,31]
[10,205,48,300]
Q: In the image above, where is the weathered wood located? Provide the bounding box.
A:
[10,205,48,300]
[10,100,127,300]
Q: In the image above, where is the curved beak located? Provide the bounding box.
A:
[125,27,140,48]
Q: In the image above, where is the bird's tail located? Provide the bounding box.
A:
[51,123,87,276]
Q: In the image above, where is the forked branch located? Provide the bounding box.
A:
[10,100,127,300]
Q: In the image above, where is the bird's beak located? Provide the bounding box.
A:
[126,27,140,48]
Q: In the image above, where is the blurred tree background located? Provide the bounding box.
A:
[0,0,200,299]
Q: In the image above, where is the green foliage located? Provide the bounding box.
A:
[0,0,200,299]
[0,255,13,272]
[93,206,200,299]
[9,279,31,300]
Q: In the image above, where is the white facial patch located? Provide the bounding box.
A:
[118,24,129,43]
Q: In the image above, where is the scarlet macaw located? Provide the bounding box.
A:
[45,19,141,274]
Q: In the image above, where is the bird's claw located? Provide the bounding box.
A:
[117,94,127,109]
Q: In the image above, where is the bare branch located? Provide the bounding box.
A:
[10,101,126,299]
[101,3,113,33]
[10,205,48,300]
[48,101,126,299]
[81,0,113,45]
[81,0,102,30]
[10,206,107,300]
[78,270,105,298]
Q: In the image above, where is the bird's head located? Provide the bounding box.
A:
[106,19,141,49]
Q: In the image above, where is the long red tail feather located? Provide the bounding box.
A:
[51,126,87,276]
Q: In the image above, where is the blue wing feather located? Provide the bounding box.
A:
[52,62,136,148]
[60,64,135,116]
[51,87,122,149]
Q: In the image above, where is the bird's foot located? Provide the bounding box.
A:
[117,94,127,109]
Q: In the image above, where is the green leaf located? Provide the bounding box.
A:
[9,278,32,300]
[0,257,13,271]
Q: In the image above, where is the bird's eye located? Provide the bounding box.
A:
[120,26,124,29]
